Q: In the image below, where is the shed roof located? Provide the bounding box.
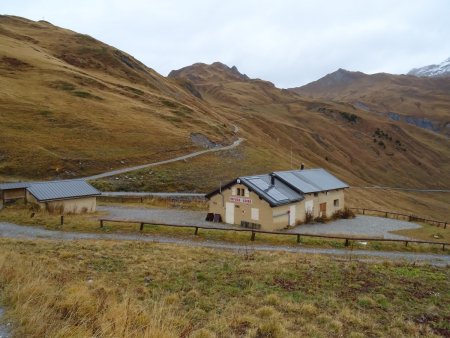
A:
[27,180,100,202]
[274,169,349,193]
[0,182,32,190]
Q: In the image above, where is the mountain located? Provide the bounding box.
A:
[0,15,235,178]
[408,57,450,78]
[290,69,450,136]
[1,15,449,219]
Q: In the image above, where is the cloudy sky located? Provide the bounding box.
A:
[2,0,449,87]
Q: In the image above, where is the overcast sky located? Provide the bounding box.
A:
[2,0,449,87]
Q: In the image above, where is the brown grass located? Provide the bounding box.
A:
[0,239,448,337]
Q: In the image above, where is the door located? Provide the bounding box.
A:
[319,203,327,217]
[225,202,235,224]
[289,205,296,226]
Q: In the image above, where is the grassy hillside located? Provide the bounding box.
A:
[0,16,235,179]
[0,239,449,337]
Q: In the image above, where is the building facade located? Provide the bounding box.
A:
[206,168,348,231]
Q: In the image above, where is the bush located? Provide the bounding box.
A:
[314,215,329,223]
[304,211,314,224]
[332,207,356,220]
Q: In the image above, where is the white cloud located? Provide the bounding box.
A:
[2,0,449,87]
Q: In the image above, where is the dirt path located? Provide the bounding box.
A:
[0,222,448,266]
[84,138,244,181]
[0,308,10,338]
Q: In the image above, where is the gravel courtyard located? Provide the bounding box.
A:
[99,206,421,239]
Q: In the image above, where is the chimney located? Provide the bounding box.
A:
[300,163,305,170]
[270,174,275,186]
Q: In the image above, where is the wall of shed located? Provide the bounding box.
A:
[2,188,27,201]
[302,190,345,218]
[26,192,97,214]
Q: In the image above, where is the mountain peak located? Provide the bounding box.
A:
[168,62,250,84]
[408,57,450,78]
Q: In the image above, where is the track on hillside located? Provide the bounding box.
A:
[84,137,244,181]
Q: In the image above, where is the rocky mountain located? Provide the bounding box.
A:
[290,68,450,136]
[408,57,450,78]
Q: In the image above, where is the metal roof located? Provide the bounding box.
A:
[0,182,32,190]
[240,174,304,207]
[274,168,349,193]
[27,180,101,202]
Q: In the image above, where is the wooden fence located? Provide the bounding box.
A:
[349,208,448,228]
[99,218,449,251]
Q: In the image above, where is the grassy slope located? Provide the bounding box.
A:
[0,16,234,179]
[0,239,449,337]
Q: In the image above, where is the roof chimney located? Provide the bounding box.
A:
[300,163,305,170]
[270,174,275,186]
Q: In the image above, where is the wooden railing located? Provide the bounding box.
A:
[349,208,448,228]
[99,218,449,251]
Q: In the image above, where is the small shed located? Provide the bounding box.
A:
[0,182,31,204]
[26,180,101,214]
[206,168,349,231]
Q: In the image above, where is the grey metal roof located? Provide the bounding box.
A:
[240,174,304,207]
[274,168,348,193]
[27,180,101,202]
[0,182,32,190]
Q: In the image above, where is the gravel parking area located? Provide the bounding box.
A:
[99,206,421,239]
[98,206,234,229]
[286,215,422,239]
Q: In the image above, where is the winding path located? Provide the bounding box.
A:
[0,222,448,266]
[84,138,244,181]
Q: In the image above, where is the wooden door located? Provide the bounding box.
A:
[319,203,327,217]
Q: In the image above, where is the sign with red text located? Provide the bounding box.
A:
[230,196,252,204]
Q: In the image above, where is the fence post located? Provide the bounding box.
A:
[251,231,256,241]
[405,241,408,247]
[363,209,365,215]
[345,239,349,247]
[443,244,446,251]
[297,234,301,243]
[140,223,144,231]
[194,227,199,235]
[100,220,104,228]
[60,215,64,226]
[408,215,411,222]
[445,223,447,229]
[385,212,388,218]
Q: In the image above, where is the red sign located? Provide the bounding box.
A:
[230,196,252,204]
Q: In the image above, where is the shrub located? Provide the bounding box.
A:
[332,207,355,220]
[304,211,314,224]
[314,215,329,223]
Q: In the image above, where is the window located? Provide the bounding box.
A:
[236,188,241,196]
[314,192,318,197]
[334,199,339,207]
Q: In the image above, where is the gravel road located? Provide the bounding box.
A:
[0,222,448,266]
[84,138,244,180]
[99,206,421,239]
[0,308,10,338]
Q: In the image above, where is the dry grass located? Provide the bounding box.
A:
[0,239,448,337]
